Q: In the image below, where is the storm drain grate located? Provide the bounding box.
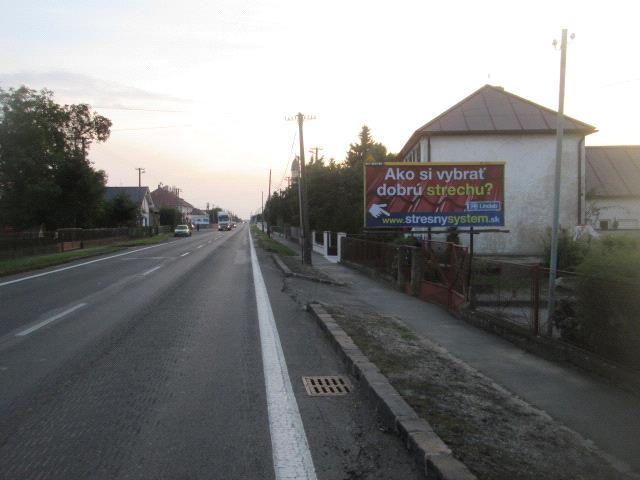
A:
[302,376,352,396]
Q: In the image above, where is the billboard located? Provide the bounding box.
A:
[365,162,505,228]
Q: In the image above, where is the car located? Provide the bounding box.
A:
[174,224,191,237]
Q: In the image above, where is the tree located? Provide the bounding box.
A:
[0,86,111,229]
[345,125,395,168]
[265,125,395,234]
[104,193,139,227]
[159,206,181,227]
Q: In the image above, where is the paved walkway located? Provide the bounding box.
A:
[274,235,640,475]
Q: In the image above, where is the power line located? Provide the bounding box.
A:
[598,77,640,88]
[111,124,193,132]
[276,130,298,191]
[93,106,187,112]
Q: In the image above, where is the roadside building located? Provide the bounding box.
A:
[585,145,640,233]
[104,186,157,227]
[150,185,194,222]
[398,84,596,256]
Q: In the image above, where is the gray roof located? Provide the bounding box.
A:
[586,146,640,198]
[399,85,596,159]
[104,187,151,206]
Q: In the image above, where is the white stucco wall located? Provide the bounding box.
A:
[140,196,151,226]
[416,134,585,256]
[587,197,640,230]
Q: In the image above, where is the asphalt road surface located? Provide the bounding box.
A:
[0,225,422,480]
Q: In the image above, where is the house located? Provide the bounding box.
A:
[104,186,157,226]
[150,185,194,222]
[398,84,596,256]
[585,146,640,231]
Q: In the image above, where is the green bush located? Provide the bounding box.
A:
[541,227,590,271]
[557,236,640,368]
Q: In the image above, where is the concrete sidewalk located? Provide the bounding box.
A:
[275,235,640,475]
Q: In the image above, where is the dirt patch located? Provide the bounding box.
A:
[279,254,337,283]
[325,305,632,480]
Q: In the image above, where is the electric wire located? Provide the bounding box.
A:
[111,124,193,132]
[93,106,187,112]
[276,130,297,192]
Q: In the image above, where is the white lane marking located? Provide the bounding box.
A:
[0,242,176,288]
[16,303,88,337]
[180,252,191,257]
[207,240,212,244]
[196,244,204,249]
[249,232,317,480]
[141,265,162,276]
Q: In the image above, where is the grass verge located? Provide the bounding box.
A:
[326,306,628,480]
[251,226,295,256]
[0,234,171,277]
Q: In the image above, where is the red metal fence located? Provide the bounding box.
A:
[421,240,470,309]
[342,237,398,280]
[340,234,640,371]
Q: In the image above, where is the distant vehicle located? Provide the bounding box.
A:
[218,212,232,231]
[174,224,191,237]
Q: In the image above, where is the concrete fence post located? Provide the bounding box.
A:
[337,232,347,262]
[410,247,424,296]
[397,246,407,291]
[323,231,330,256]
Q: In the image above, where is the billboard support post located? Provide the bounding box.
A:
[467,227,474,302]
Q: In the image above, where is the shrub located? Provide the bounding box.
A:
[541,227,590,271]
[557,236,640,368]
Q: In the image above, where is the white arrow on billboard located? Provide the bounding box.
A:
[369,203,390,218]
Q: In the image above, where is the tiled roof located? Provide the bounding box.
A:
[586,146,640,197]
[104,187,150,206]
[399,85,596,159]
[150,188,194,209]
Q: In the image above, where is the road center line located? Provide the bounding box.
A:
[141,265,162,276]
[196,244,204,249]
[16,303,88,337]
[0,241,176,288]
[248,232,317,480]
[180,252,191,257]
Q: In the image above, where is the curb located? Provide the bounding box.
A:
[271,253,293,277]
[271,254,347,286]
[308,303,477,480]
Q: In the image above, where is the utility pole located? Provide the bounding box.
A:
[267,169,272,237]
[175,187,182,224]
[547,29,572,337]
[287,113,315,265]
[309,147,323,163]
[135,167,145,187]
[261,191,264,232]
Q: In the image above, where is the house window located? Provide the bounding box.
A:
[599,220,609,230]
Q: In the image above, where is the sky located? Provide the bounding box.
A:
[1,0,639,218]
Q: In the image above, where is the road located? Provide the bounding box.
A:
[0,225,422,479]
